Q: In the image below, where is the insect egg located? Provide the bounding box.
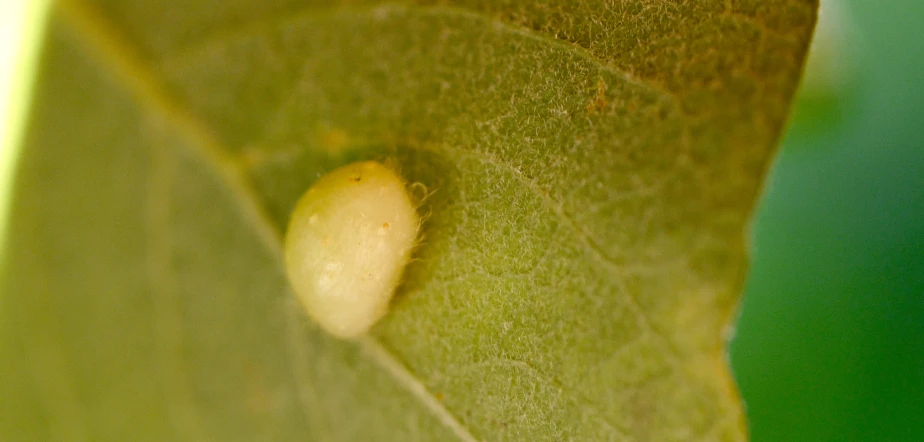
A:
[284,161,420,339]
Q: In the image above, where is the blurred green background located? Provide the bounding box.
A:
[0,0,921,440]
[729,0,924,440]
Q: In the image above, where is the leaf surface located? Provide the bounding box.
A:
[0,0,816,440]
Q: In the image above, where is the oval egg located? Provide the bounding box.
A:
[284,161,420,338]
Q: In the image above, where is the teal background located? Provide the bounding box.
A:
[730,0,924,440]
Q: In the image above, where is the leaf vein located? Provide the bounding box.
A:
[282,299,332,439]
[405,141,688,358]
[359,337,482,442]
[160,3,679,108]
[144,122,212,441]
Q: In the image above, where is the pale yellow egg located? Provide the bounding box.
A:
[284,161,420,338]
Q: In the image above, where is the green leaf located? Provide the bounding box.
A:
[0,0,816,440]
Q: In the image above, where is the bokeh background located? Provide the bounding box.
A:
[730,0,924,440]
[1,0,921,440]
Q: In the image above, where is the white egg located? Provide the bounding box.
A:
[284,161,420,338]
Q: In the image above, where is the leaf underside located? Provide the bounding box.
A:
[0,1,815,441]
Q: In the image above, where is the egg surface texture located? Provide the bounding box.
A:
[284,161,419,338]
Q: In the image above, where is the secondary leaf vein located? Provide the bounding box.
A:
[144,118,212,441]
[160,3,679,108]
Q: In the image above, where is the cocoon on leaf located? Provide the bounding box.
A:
[284,161,420,339]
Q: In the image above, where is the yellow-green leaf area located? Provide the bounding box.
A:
[0,0,816,441]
